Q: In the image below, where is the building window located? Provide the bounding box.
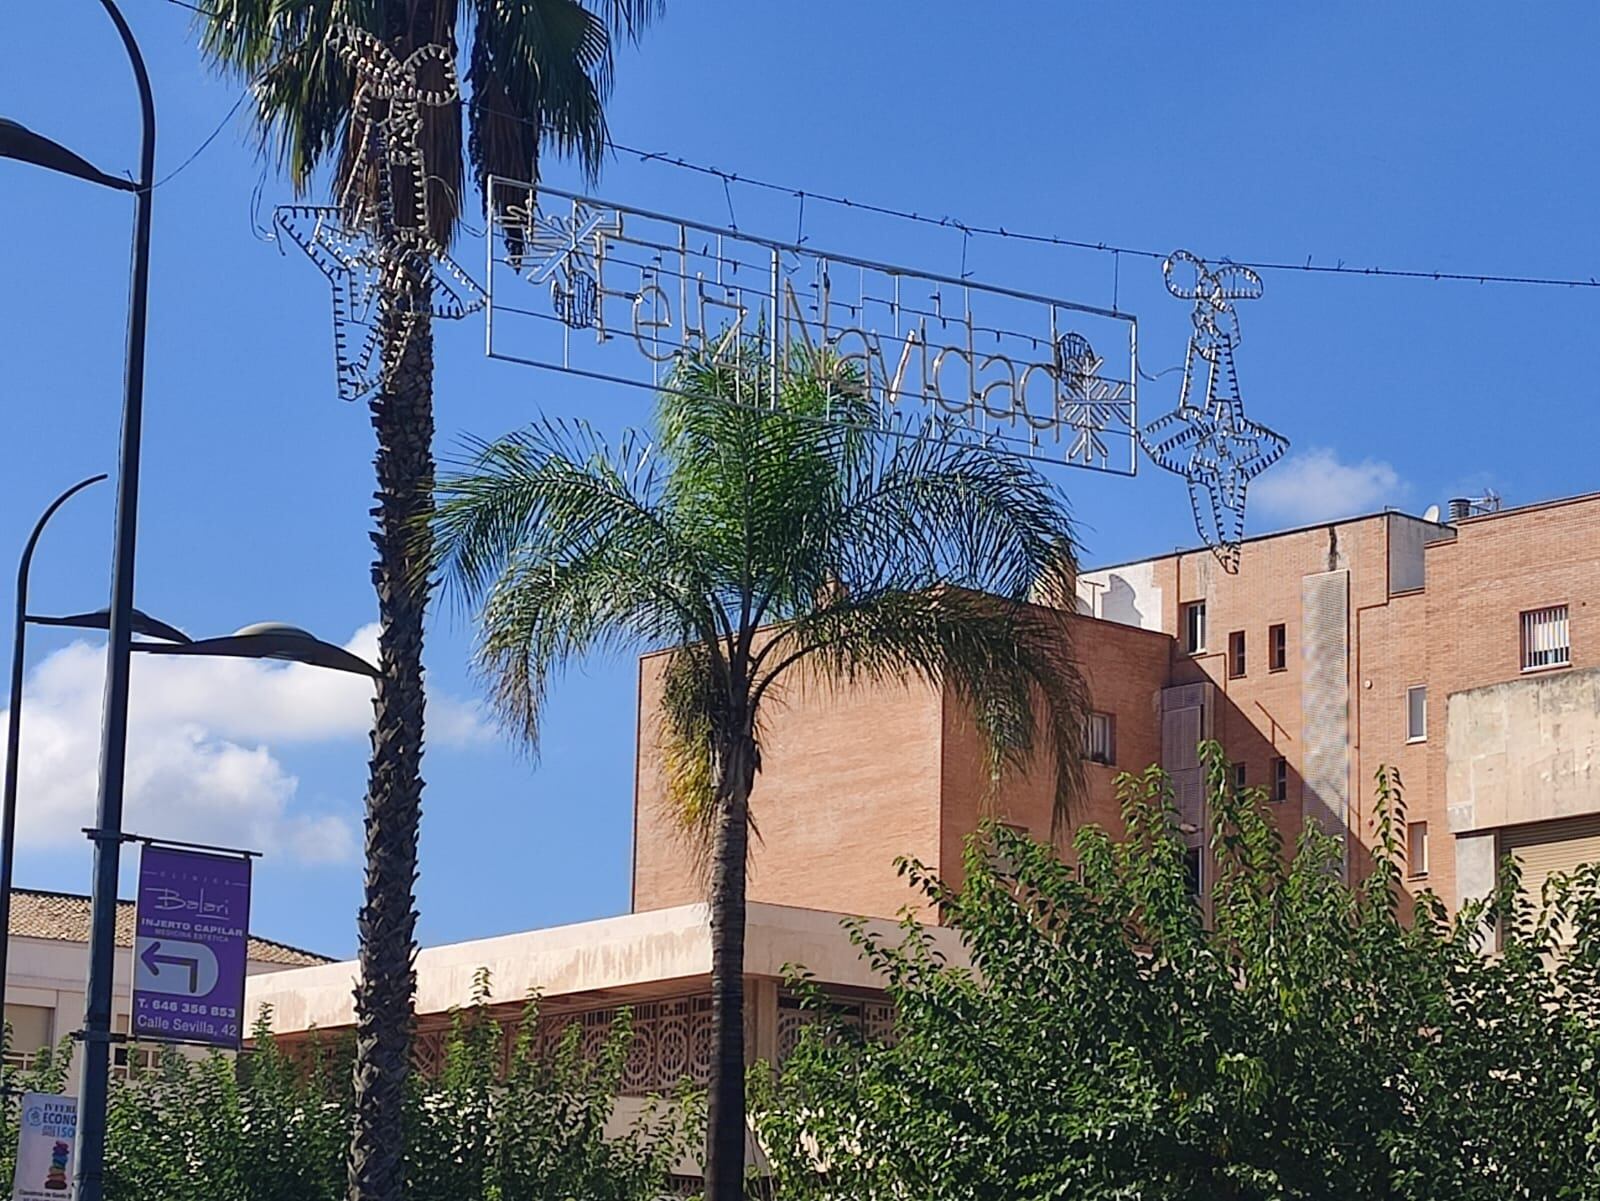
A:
[1228,630,1247,678]
[1406,685,1427,743]
[1271,757,1288,802]
[1183,845,1204,897]
[1521,605,1570,671]
[1407,821,1429,878]
[1183,601,1207,655]
[1086,712,1116,765]
[1232,762,1247,791]
[3,1005,53,1072]
[1269,623,1287,672]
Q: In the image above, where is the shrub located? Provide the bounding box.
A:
[755,744,1600,1200]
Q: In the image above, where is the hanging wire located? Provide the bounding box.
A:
[164,0,1600,293]
[610,140,1600,291]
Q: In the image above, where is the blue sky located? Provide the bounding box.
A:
[2,2,1596,958]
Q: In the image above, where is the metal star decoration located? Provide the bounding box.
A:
[274,206,484,402]
[1142,250,1287,571]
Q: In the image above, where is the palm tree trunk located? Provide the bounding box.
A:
[348,265,434,1201]
[705,736,755,1201]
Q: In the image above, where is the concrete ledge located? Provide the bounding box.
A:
[245,901,966,1036]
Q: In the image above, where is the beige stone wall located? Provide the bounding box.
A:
[1426,494,1600,905]
[1446,666,1600,835]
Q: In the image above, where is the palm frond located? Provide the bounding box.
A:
[432,419,724,749]
[467,0,613,194]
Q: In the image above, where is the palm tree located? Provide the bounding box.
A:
[194,4,658,1198]
[432,344,1092,1200]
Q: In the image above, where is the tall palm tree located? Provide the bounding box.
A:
[432,345,1092,1200]
[194,4,658,1199]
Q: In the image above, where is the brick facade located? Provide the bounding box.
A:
[632,492,1600,920]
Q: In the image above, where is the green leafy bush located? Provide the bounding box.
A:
[755,745,1600,1200]
[1,974,692,1201]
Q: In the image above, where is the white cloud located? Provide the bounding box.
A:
[0,624,491,866]
[1252,448,1407,526]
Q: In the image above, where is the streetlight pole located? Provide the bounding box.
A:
[0,476,107,1022]
[0,2,154,1182]
[61,5,152,1199]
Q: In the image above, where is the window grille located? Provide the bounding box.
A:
[1521,605,1570,671]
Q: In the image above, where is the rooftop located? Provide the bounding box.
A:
[8,887,331,968]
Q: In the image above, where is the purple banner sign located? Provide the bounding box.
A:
[131,845,252,1049]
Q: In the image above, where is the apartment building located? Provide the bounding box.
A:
[632,490,1600,928]
[244,488,1600,1136]
[236,489,1600,1125]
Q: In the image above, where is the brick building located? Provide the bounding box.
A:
[633,490,1600,929]
[246,487,1600,1159]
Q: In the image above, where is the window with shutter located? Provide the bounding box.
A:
[1086,712,1116,765]
[1520,606,1570,672]
[1502,816,1600,948]
[1268,623,1287,672]
[1228,631,1246,678]
[1183,602,1207,655]
[1406,821,1428,877]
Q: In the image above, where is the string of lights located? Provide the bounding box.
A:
[608,141,1600,291]
[158,0,1599,292]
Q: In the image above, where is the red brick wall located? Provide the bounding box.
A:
[632,612,1173,923]
[937,613,1171,892]
[632,650,947,920]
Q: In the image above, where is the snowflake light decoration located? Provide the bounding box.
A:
[1141,250,1287,571]
[515,204,624,330]
[1055,332,1129,469]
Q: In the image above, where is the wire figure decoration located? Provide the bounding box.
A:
[274,26,483,402]
[1141,250,1287,571]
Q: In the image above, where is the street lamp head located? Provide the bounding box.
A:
[28,608,191,644]
[133,622,380,679]
[0,118,134,192]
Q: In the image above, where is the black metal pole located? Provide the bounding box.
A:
[76,2,153,1197]
[0,475,106,1028]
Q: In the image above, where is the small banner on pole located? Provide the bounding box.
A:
[131,845,252,1049]
[11,1093,76,1200]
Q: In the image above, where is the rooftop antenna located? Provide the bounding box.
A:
[1422,504,1441,524]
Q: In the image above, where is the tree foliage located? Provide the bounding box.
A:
[433,343,1093,1199]
[0,978,690,1201]
[755,745,1600,1200]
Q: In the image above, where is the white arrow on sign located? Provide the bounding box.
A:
[134,937,220,999]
